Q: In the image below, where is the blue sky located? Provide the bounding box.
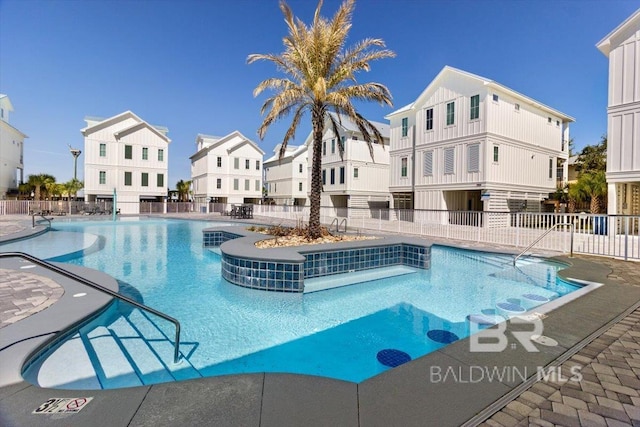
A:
[1,0,638,188]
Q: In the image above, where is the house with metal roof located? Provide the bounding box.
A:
[190,131,265,206]
[305,112,391,216]
[263,144,309,206]
[81,111,170,214]
[386,66,573,223]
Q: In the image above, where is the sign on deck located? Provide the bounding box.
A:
[33,397,93,414]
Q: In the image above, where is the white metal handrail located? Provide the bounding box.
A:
[513,222,574,266]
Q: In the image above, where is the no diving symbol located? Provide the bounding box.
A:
[66,398,87,411]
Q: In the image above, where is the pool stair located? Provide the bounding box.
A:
[303,265,418,293]
[33,308,201,390]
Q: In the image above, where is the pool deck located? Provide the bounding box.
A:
[1,214,640,426]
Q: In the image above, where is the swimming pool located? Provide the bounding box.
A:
[4,218,581,388]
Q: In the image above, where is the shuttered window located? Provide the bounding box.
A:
[401,117,408,137]
[468,144,480,172]
[423,151,433,176]
[549,158,554,179]
[401,157,408,177]
[444,147,455,174]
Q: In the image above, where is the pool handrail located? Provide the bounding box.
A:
[513,222,574,266]
[0,252,182,364]
[31,213,52,229]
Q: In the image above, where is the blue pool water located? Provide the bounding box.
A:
[5,218,580,388]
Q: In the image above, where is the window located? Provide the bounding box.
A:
[444,147,455,174]
[245,179,250,191]
[141,172,148,187]
[515,103,520,111]
[556,120,560,127]
[256,160,260,170]
[341,136,346,145]
[331,139,335,154]
[339,166,345,184]
[549,158,554,179]
[425,108,433,130]
[470,95,480,120]
[446,102,455,126]
[492,94,499,102]
[401,117,408,137]
[299,164,303,173]
[401,157,407,177]
[255,180,260,191]
[274,183,277,192]
[299,182,303,191]
[423,151,433,176]
[234,158,239,169]
[142,147,148,160]
[233,178,239,190]
[158,149,164,161]
[493,145,499,162]
[125,145,132,159]
[548,117,552,124]
[353,167,359,178]
[99,143,106,157]
[217,157,222,167]
[245,159,250,169]
[322,169,326,185]
[124,171,132,186]
[157,173,164,187]
[330,168,335,185]
[322,141,326,155]
[468,144,480,172]
[99,171,106,184]
[217,178,222,189]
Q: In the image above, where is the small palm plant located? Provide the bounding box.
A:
[248,0,395,239]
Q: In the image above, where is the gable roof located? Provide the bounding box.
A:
[114,121,171,143]
[81,110,170,140]
[190,130,265,159]
[264,144,308,164]
[597,9,640,56]
[386,66,574,122]
[327,112,390,139]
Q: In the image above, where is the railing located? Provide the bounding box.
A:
[0,252,182,364]
[31,214,52,229]
[513,223,574,266]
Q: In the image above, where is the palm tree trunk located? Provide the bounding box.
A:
[590,196,601,214]
[307,107,325,240]
[568,198,576,214]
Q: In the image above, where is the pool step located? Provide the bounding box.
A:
[86,326,144,388]
[303,265,418,293]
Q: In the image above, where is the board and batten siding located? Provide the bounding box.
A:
[607,29,640,177]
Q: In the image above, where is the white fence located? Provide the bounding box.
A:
[1,200,638,260]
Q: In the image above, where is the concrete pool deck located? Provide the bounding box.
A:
[1,215,640,426]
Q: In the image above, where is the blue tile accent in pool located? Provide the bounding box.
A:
[204,228,430,292]
[221,253,304,292]
[203,230,243,247]
[303,244,430,279]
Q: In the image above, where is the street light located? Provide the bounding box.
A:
[68,144,82,181]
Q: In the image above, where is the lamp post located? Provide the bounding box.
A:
[68,144,82,181]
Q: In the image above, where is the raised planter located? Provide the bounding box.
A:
[203,227,431,292]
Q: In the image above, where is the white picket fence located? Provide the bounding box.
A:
[1,200,639,260]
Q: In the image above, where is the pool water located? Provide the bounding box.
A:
[6,218,580,388]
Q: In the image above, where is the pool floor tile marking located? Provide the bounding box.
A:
[33,397,93,414]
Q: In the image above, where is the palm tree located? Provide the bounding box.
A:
[580,171,608,214]
[64,179,84,200]
[176,180,192,202]
[567,182,587,213]
[27,174,55,200]
[248,0,394,239]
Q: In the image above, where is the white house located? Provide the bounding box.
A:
[597,9,640,217]
[264,144,309,206]
[0,95,27,199]
[190,131,265,205]
[386,66,573,218]
[307,113,390,215]
[81,111,170,214]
